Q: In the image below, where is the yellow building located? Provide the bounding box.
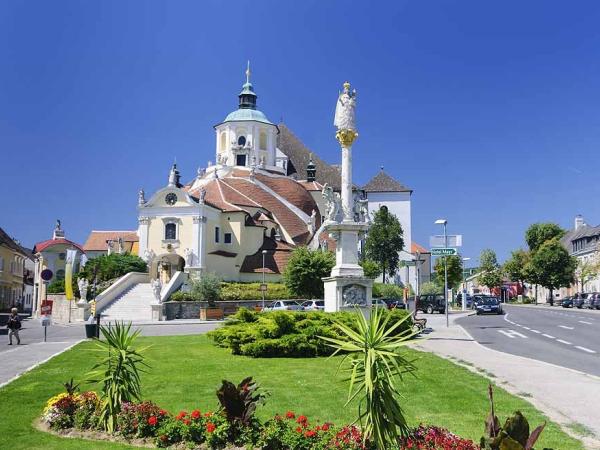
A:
[0,227,30,310]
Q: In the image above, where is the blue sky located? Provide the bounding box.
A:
[1,1,600,264]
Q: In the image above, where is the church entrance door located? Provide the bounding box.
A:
[236,154,247,166]
[154,254,185,284]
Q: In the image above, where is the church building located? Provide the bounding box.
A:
[94,67,415,289]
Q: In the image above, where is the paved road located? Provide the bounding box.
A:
[0,318,220,386]
[456,304,600,377]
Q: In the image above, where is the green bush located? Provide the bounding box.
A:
[360,259,382,279]
[283,247,335,299]
[372,282,405,299]
[79,253,147,284]
[207,308,413,358]
[521,296,535,304]
[190,273,222,307]
[220,282,294,301]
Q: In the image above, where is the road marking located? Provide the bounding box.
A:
[556,339,572,345]
[531,329,541,333]
[579,321,593,325]
[498,329,528,339]
[575,346,597,354]
[522,326,530,330]
[542,334,556,339]
[558,325,574,330]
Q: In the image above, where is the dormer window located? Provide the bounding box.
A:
[237,135,246,146]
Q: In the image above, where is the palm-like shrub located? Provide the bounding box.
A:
[88,322,149,432]
[320,307,418,449]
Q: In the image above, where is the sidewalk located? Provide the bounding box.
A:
[412,314,600,450]
[509,303,600,314]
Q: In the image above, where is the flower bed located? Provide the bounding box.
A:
[41,393,477,449]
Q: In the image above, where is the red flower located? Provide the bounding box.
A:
[184,419,191,426]
[159,409,167,416]
[147,416,158,426]
[304,430,316,438]
[204,412,212,417]
[297,415,308,424]
[191,409,201,419]
[206,422,216,433]
[322,422,331,431]
[176,411,187,421]
[286,411,295,419]
[296,426,302,433]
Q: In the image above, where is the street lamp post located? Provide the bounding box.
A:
[462,257,471,311]
[261,250,267,310]
[435,219,449,327]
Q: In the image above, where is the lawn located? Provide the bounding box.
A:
[0,334,582,449]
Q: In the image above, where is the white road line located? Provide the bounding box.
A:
[542,334,556,339]
[498,329,528,339]
[579,321,593,325]
[559,325,574,330]
[522,326,530,330]
[531,329,541,333]
[556,339,572,345]
[575,346,597,354]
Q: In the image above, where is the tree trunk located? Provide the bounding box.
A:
[549,288,554,306]
[382,263,386,284]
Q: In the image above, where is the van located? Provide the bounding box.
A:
[416,294,446,314]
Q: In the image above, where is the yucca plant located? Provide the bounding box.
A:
[320,307,418,450]
[88,322,149,433]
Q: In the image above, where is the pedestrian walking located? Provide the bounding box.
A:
[7,308,21,345]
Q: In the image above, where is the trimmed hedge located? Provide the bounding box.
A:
[207,308,414,358]
[170,282,296,301]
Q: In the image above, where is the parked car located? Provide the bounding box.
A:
[471,295,489,309]
[560,296,573,308]
[572,293,588,309]
[416,294,446,314]
[583,293,597,309]
[475,296,503,315]
[587,293,600,310]
[300,300,325,311]
[380,298,407,309]
[455,293,473,308]
[371,298,389,309]
[263,300,304,311]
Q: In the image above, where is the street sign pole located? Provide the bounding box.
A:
[443,223,449,328]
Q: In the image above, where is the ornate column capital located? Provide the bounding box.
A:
[138,216,151,225]
[335,129,358,147]
[193,215,207,224]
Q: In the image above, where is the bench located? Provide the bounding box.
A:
[412,310,427,332]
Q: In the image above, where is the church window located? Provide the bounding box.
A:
[224,233,232,244]
[259,131,267,150]
[220,132,227,151]
[165,223,177,240]
[237,135,246,146]
[215,226,220,243]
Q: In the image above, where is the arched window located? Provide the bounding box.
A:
[259,131,267,150]
[165,223,177,240]
[220,132,227,151]
[237,135,246,146]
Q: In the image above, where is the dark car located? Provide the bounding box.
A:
[583,293,597,309]
[471,295,490,309]
[560,296,573,308]
[475,296,503,315]
[455,293,473,308]
[588,293,600,310]
[382,298,407,310]
[572,293,587,309]
[416,294,446,314]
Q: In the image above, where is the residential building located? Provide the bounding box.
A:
[0,227,31,311]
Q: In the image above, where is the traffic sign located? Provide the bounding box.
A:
[260,284,268,292]
[41,299,54,315]
[431,248,457,256]
[430,235,462,248]
[41,269,53,282]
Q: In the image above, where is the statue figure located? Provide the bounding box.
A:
[309,209,317,233]
[260,155,266,168]
[198,187,206,203]
[138,189,145,205]
[117,237,124,254]
[143,248,155,263]
[322,184,340,223]
[184,248,194,266]
[354,198,369,223]
[77,278,89,302]
[251,155,257,167]
[197,167,205,178]
[342,284,367,307]
[55,219,61,230]
[151,278,162,303]
[249,166,256,180]
[106,239,114,255]
[334,82,357,131]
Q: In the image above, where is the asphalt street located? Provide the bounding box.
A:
[456,304,600,377]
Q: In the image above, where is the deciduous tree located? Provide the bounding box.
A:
[503,249,530,286]
[283,247,335,299]
[528,239,576,301]
[433,255,463,290]
[477,249,503,292]
[364,207,404,283]
[525,223,565,253]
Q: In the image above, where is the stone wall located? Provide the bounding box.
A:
[163,300,268,320]
[46,294,90,323]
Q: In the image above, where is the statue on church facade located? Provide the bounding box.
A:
[322,183,340,223]
[334,82,357,132]
[354,198,369,223]
[184,248,194,267]
[55,219,61,231]
[309,209,317,233]
[138,189,146,206]
[143,248,155,264]
[198,187,206,203]
[77,278,89,302]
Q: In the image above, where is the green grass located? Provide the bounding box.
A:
[0,334,583,449]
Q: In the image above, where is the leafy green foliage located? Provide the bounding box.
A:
[320,307,418,449]
[528,239,576,295]
[208,308,414,358]
[189,273,222,307]
[360,259,382,279]
[481,385,546,450]
[420,281,440,295]
[283,247,335,299]
[364,207,404,283]
[372,282,405,299]
[503,249,530,285]
[63,378,80,396]
[79,253,147,284]
[88,322,149,432]
[478,249,503,291]
[170,282,295,302]
[434,254,464,290]
[525,223,565,253]
[575,258,600,292]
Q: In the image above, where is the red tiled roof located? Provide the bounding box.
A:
[411,242,429,254]
[240,237,294,274]
[33,238,84,253]
[296,180,324,192]
[83,231,138,251]
[255,173,319,218]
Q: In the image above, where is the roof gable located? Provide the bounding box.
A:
[363,170,411,193]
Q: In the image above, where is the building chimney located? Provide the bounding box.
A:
[575,215,585,230]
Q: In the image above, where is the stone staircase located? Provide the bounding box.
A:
[100,282,154,322]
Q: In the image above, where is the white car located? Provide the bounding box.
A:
[262,300,304,311]
[301,300,325,311]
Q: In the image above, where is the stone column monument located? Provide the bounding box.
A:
[323,82,373,312]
